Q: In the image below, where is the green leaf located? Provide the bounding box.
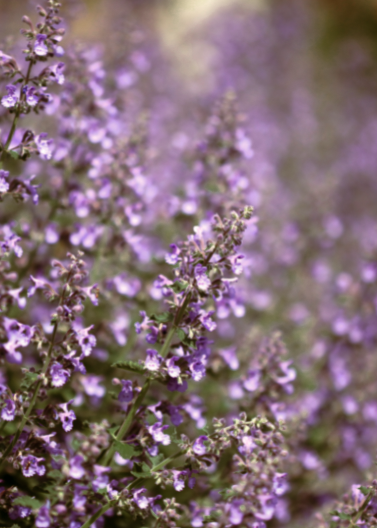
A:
[114,440,140,460]
[171,281,187,293]
[176,328,186,342]
[20,371,39,390]
[359,485,371,496]
[131,463,152,478]
[7,150,19,160]
[112,360,144,374]
[13,496,42,509]
[147,452,164,465]
[48,469,62,480]
[152,312,173,323]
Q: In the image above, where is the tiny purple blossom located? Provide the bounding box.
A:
[167,378,188,393]
[76,326,96,356]
[145,349,163,371]
[274,361,296,385]
[21,455,46,477]
[190,361,206,382]
[35,504,50,528]
[24,86,39,106]
[173,470,187,491]
[192,435,208,456]
[118,380,133,402]
[1,84,18,108]
[0,170,9,193]
[58,401,76,432]
[199,310,217,332]
[165,244,181,265]
[34,34,49,56]
[195,264,211,292]
[1,399,16,421]
[35,133,54,160]
[48,62,65,84]
[166,356,181,378]
[133,488,149,509]
[50,363,70,387]
[243,370,261,392]
[69,455,85,479]
[148,422,171,445]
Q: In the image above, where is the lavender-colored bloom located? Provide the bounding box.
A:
[35,133,54,160]
[82,375,105,398]
[173,470,187,491]
[239,435,256,455]
[273,473,288,496]
[9,505,31,520]
[146,326,159,344]
[69,455,85,479]
[195,264,211,292]
[228,499,244,525]
[243,370,261,392]
[219,347,239,370]
[133,488,149,509]
[34,34,49,56]
[190,361,206,381]
[1,84,18,108]
[50,362,70,387]
[118,380,133,402]
[148,422,171,445]
[1,399,16,421]
[0,170,9,193]
[8,287,27,309]
[229,254,245,275]
[145,349,163,371]
[192,435,208,456]
[168,404,183,426]
[165,244,181,265]
[76,326,96,356]
[21,455,46,477]
[48,62,65,84]
[24,86,39,106]
[273,361,296,385]
[35,504,50,528]
[166,356,181,378]
[58,401,76,432]
[199,310,217,332]
[255,495,276,521]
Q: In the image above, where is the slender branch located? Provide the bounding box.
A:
[350,489,375,526]
[0,321,58,469]
[78,500,117,528]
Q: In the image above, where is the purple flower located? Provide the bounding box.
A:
[58,401,76,432]
[255,495,276,521]
[50,363,70,387]
[82,375,105,398]
[228,499,244,525]
[69,455,85,479]
[195,264,211,292]
[243,370,261,392]
[34,34,49,56]
[21,455,46,477]
[145,349,163,372]
[118,380,133,402]
[192,435,208,456]
[199,310,217,332]
[239,435,256,455]
[1,399,16,421]
[168,404,183,426]
[165,244,181,265]
[190,361,206,382]
[166,356,181,378]
[219,347,239,370]
[0,170,9,193]
[76,326,96,356]
[133,488,149,509]
[173,470,187,491]
[48,62,65,84]
[273,361,296,385]
[1,84,18,108]
[35,133,54,160]
[35,503,50,528]
[148,421,171,445]
[24,86,39,106]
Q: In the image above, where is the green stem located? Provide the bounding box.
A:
[101,379,151,467]
[0,322,58,470]
[79,500,117,528]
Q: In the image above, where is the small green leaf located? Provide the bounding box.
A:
[114,440,140,460]
[13,496,42,509]
[20,371,39,390]
[112,360,144,373]
[171,281,187,293]
[176,328,186,342]
[7,150,19,160]
[359,485,371,496]
[48,469,62,480]
[152,312,173,323]
[131,463,152,478]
